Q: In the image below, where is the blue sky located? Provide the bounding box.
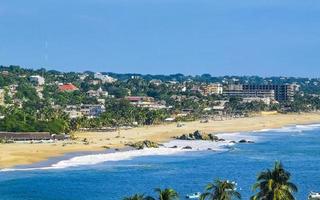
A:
[0,0,319,77]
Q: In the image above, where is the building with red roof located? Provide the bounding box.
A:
[58,83,79,92]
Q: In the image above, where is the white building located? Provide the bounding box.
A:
[202,83,223,95]
[86,87,108,98]
[94,73,117,83]
[150,79,162,86]
[80,104,106,118]
[30,75,45,86]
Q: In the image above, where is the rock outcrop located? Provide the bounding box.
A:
[175,130,220,141]
[126,140,159,149]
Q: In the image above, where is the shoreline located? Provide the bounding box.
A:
[1,113,320,169]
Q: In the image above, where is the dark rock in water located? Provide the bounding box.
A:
[207,148,212,150]
[218,138,225,142]
[170,145,178,148]
[126,140,159,149]
[208,133,219,141]
[229,141,236,143]
[238,139,254,143]
[177,134,190,140]
[182,146,192,149]
[247,140,255,143]
[115,148,120,151]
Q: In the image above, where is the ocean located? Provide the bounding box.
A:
[1,124,320,200]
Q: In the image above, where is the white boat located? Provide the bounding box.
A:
[308,192,320,200]
[186,192,201,199]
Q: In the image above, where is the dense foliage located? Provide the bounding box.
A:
[0,65,319,134]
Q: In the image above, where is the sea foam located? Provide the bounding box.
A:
[1,139,240,172]
[255,124,320,133]
[3,124,319,172]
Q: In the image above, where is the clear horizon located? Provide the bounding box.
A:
[1,0,320,77]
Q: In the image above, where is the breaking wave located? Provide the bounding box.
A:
[1,139,242,172]
[2,123,319,172]
[255,124,320,133]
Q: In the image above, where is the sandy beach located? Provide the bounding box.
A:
[1,112,320,169]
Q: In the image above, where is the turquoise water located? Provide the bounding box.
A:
[1,124,320,200]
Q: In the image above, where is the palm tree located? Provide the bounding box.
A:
[153,188,179,200]
[123,194,153,200]
[251,161,298,200]
[200,179,241,200]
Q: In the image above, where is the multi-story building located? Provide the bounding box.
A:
[223,83,299,102]
[224,89,275,99]
[242,84,299,102]
[202,83,223,95]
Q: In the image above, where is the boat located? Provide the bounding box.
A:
[186,192,201,199]
[308,192,320,200]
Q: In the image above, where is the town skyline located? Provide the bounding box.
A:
[2,65,320,79]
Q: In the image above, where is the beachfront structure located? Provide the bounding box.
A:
[242,84,299,101]
[30,75,45,86]
[224,89,275,99]
[0,89,4,105]
[94,72,117,83]
[223,83,299,102]
[0,132,69,141]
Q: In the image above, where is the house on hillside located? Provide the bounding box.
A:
[80,104,106,118]
[125,96,166,110]
[30,75,45,86]
[58,83,79,92]
[94,73,117,83]
[86,87,108,98]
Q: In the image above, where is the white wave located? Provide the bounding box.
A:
[216,132,258,142]
[163,140,234,151]
[0,148,181,172]
[5,123,317,172]
[1,138,239,172]
[255,124,320,133]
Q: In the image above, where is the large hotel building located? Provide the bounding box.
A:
[223,83,299,102]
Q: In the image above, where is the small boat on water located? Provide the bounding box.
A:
[308,192,320,200]
[186,192,201,199]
